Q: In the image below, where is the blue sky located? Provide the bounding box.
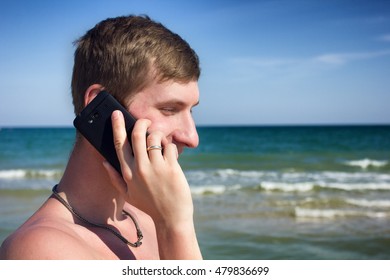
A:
[1,0,389,126]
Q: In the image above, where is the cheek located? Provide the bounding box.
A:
[133,109,171,134]
[128,104,148,119]
[147,118,172,136]
[128,104,174,137]
[129,104,160,125]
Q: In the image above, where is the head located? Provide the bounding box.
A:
[71,15,200,151]
[72,15,200,112]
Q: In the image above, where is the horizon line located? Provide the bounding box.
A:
[1,123,390,129]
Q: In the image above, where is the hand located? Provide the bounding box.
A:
[104,110,202,259]
[104,110,194,228]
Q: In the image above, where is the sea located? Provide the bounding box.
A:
[0,125,390,259]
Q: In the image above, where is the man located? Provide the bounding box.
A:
[0,15,202,260]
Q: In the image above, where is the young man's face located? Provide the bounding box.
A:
[127,79,200,155]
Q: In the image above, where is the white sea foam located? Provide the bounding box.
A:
[189,181,390,194]
[325,182,390,191]
[344,158,388,169]
[191,185,227,195]
[295,207,389,219]
[260,182,314,192]
[0,169,61,179]
[215,169,237,177]
[346,199,390,208]
[295,208,349,219]
[0,169,26,179]
[263,181,390,192]
[190,184,244,195]
[195,169,390,182]
[214,169,278,178]
[187,168,390,192]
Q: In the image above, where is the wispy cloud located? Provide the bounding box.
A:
[378,34,390,42]
[230,57,298,68]
[228,49,390,83]
[314,50,390,65]
[231,49,390,69]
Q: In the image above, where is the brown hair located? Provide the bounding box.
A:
[71,15,200,114]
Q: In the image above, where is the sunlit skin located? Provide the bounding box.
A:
[103,79,203,259]
[127,79,200,155]
[0,79,203,260]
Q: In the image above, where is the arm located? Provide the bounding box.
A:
[154,219,202,260]
[104,110,202,259]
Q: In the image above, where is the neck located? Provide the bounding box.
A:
[57,138,126,223]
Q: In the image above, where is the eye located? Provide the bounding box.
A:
[160,107,177,115]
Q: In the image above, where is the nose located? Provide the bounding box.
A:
[173,113,199,150]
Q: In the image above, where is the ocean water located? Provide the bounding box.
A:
[1,125,390,259]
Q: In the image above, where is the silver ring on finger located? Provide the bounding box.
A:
[147,145,163,152]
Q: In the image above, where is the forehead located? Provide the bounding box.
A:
[134,80,199,105]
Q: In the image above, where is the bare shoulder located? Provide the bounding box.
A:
[0,198,96,260]
[0,221,94,260]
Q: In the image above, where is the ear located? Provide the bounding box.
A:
[83,84,105,107]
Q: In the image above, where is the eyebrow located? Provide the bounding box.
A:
[157,99,200,108]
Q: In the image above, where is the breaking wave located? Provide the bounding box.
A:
[187,168,390,195]
[294,207,389,219]
[343,158,388,169]
[0,169,62,179]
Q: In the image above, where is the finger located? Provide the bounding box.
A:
[131,119,151,163]
[111,110,133,176]
[163,143,179,164]
[146,131,165,162]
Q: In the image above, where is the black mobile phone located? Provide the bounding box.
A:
[73,91,137,175]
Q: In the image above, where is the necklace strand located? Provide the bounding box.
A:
[52,184,143,248]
